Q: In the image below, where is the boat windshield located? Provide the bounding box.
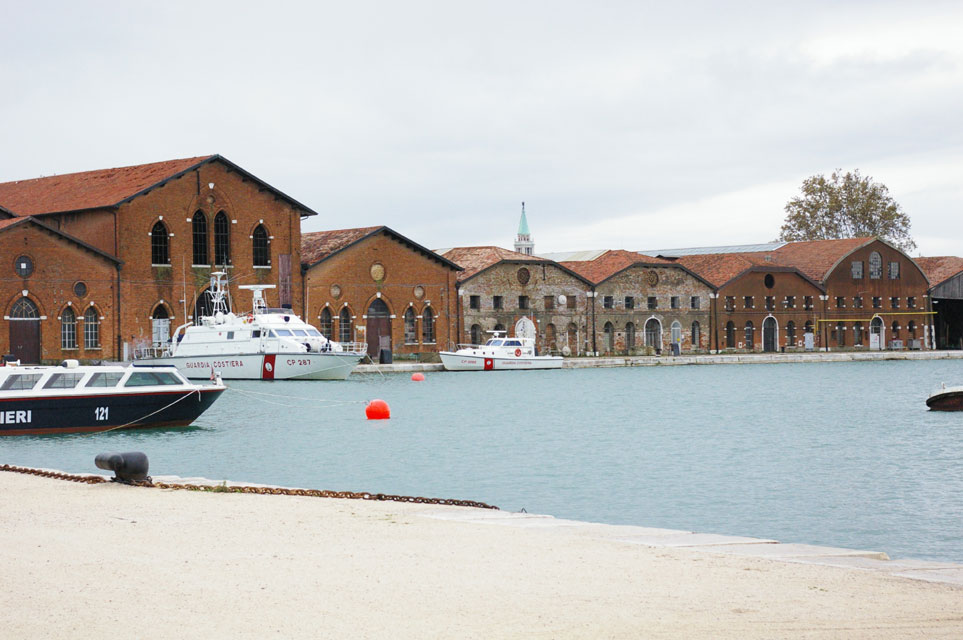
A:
[0,374,42,391]
[306,328,322,337]
[43,373,84,389]
[125,371,183,387]
[504,340,522,346]
[486,339,504,346]
[85,372,124,387]
[275,329,294,337]
[292,330,309,337]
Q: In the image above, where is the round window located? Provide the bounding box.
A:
[74,281,88,298]
[517,267,531,285]
[14,255,33,278]
[764,274,775,289]
[646,270,659,286]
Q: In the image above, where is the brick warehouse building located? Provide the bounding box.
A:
[560,250,713,355]
[668,238,934,352]
[0,156,314,363]
[441,246,592,355]
[0,214,119,363]
[301,226,461,359]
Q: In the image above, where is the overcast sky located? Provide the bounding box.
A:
[2,1,961,256]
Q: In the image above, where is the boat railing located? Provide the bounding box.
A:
[132,344,170,360]
[336,341,369,355]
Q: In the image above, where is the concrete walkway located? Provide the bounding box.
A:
[355,349,963,374]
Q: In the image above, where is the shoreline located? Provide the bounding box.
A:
[356,348,963,374]
[2,470,962,638]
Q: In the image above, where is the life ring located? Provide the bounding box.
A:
[515,348,521,357]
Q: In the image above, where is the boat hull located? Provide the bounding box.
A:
[926,389,963,411]
[137,352,362,381]
[439,352,563,371]
[0,387,225,436]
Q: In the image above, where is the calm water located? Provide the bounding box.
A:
[3,360,963,562]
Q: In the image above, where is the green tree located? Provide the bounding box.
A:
[777,169,915,252]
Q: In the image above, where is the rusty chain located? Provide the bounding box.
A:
[0,463,498,510]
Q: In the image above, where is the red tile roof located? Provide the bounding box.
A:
[675,252,772,287]
[559,250,673,284]
[0,156,214,215]
[916,256,963,286]
[768,237,873,282]
[441,246,543,281]
[301,226,383,265]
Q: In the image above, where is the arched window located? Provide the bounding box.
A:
[691,321,701,349]
[192,211,209,265]
[61,307,77,349]
[252,224,269,267]
[494,323,506,332]
[804,320,814,334]
[869,251,882,279]
[11,297,39,318]
[603,321,614,352]
[84,307,100,348]
[891,320,900,339]
[470,323,482,345]
[786,321,796,345]
[422,307,435,344]
[151,221,170,265]
[319,308,332,339]
[625,322,635,351]
[744,321,754,348]
[338,308,352,343]
[854,322,864,346]
[404,308,417,344]
[671,320,682,344]
[908,320,917,339]
[725,321,735,348]
[214,211,230,266]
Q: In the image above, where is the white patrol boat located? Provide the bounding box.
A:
[0,359,225,436]
[135,273,365,381]
[439,317,563,371]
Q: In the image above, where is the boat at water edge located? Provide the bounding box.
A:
[926,383,963,411]
[0,360,225,436]
[439,317,563,371]
[135,272,366,380]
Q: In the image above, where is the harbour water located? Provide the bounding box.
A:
[3,359,962,563]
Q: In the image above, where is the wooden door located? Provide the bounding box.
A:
[9,320,41,363]
[366,300,391,357]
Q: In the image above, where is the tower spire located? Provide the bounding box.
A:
[514,201,534,256]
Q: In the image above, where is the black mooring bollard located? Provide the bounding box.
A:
[95,451,150,482]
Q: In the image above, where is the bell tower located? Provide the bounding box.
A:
[514,202,534,256]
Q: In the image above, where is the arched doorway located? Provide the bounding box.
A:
[625,322,635,352]
[152,305,171,348]
[644,318,662,352]
[366,299,391,358]
[870,316,884,350]
[8,297,41,363]
[545,323,557,354]
[603,322,614,353]
[763,316,778,352]
[470,324,482,345]
[744,321,755,350]
[566,322,578,356]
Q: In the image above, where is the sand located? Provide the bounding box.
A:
[1,471,961,639]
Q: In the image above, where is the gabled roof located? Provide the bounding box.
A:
[675,252,772,288]
[559,250,675,285]
[767,237,874,282]
[0,216,120,264]
[0,203,14,218]
[440,246,551,283]
[916,256,963,287]
[301,226,461,271]
[0,155,318,217]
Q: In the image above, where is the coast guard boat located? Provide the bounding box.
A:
[0,359,225,436]
[439,317,563,371]
[135,273,365,380]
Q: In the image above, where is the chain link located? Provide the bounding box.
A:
[0,464,498,510]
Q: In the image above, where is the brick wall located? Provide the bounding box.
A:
[592,265,712,354]
[457,261,590,355]
[0,223,117,363]
[303,230,458,357]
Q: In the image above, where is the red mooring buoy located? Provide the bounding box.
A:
[365,399,391,420]
[411,372,425,382]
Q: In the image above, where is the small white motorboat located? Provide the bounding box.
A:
[439,317,563,371]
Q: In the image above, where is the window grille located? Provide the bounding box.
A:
[469,295,480,310]
[214,212,230,266]
[61,307,77,349]
[338,308,352,343]
[404,308,417,343]
[690,296,700,309]
[671,296,681,309]
[192,211,209,265]
[647,296,657,310]
[151,221,170,265]
[319,308,332,339]
[252,225,270,267]
[83,308,100,348]
[888,261,900,280]
[422,308,435,343]
[869,251,882,279]
[851,261,864,279]
[603,296,614,309]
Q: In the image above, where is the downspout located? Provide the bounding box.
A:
[590,286,597,355]
[115,262,123,360]
[711,291,719,353]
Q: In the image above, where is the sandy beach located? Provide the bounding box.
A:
[1,471,961,639]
